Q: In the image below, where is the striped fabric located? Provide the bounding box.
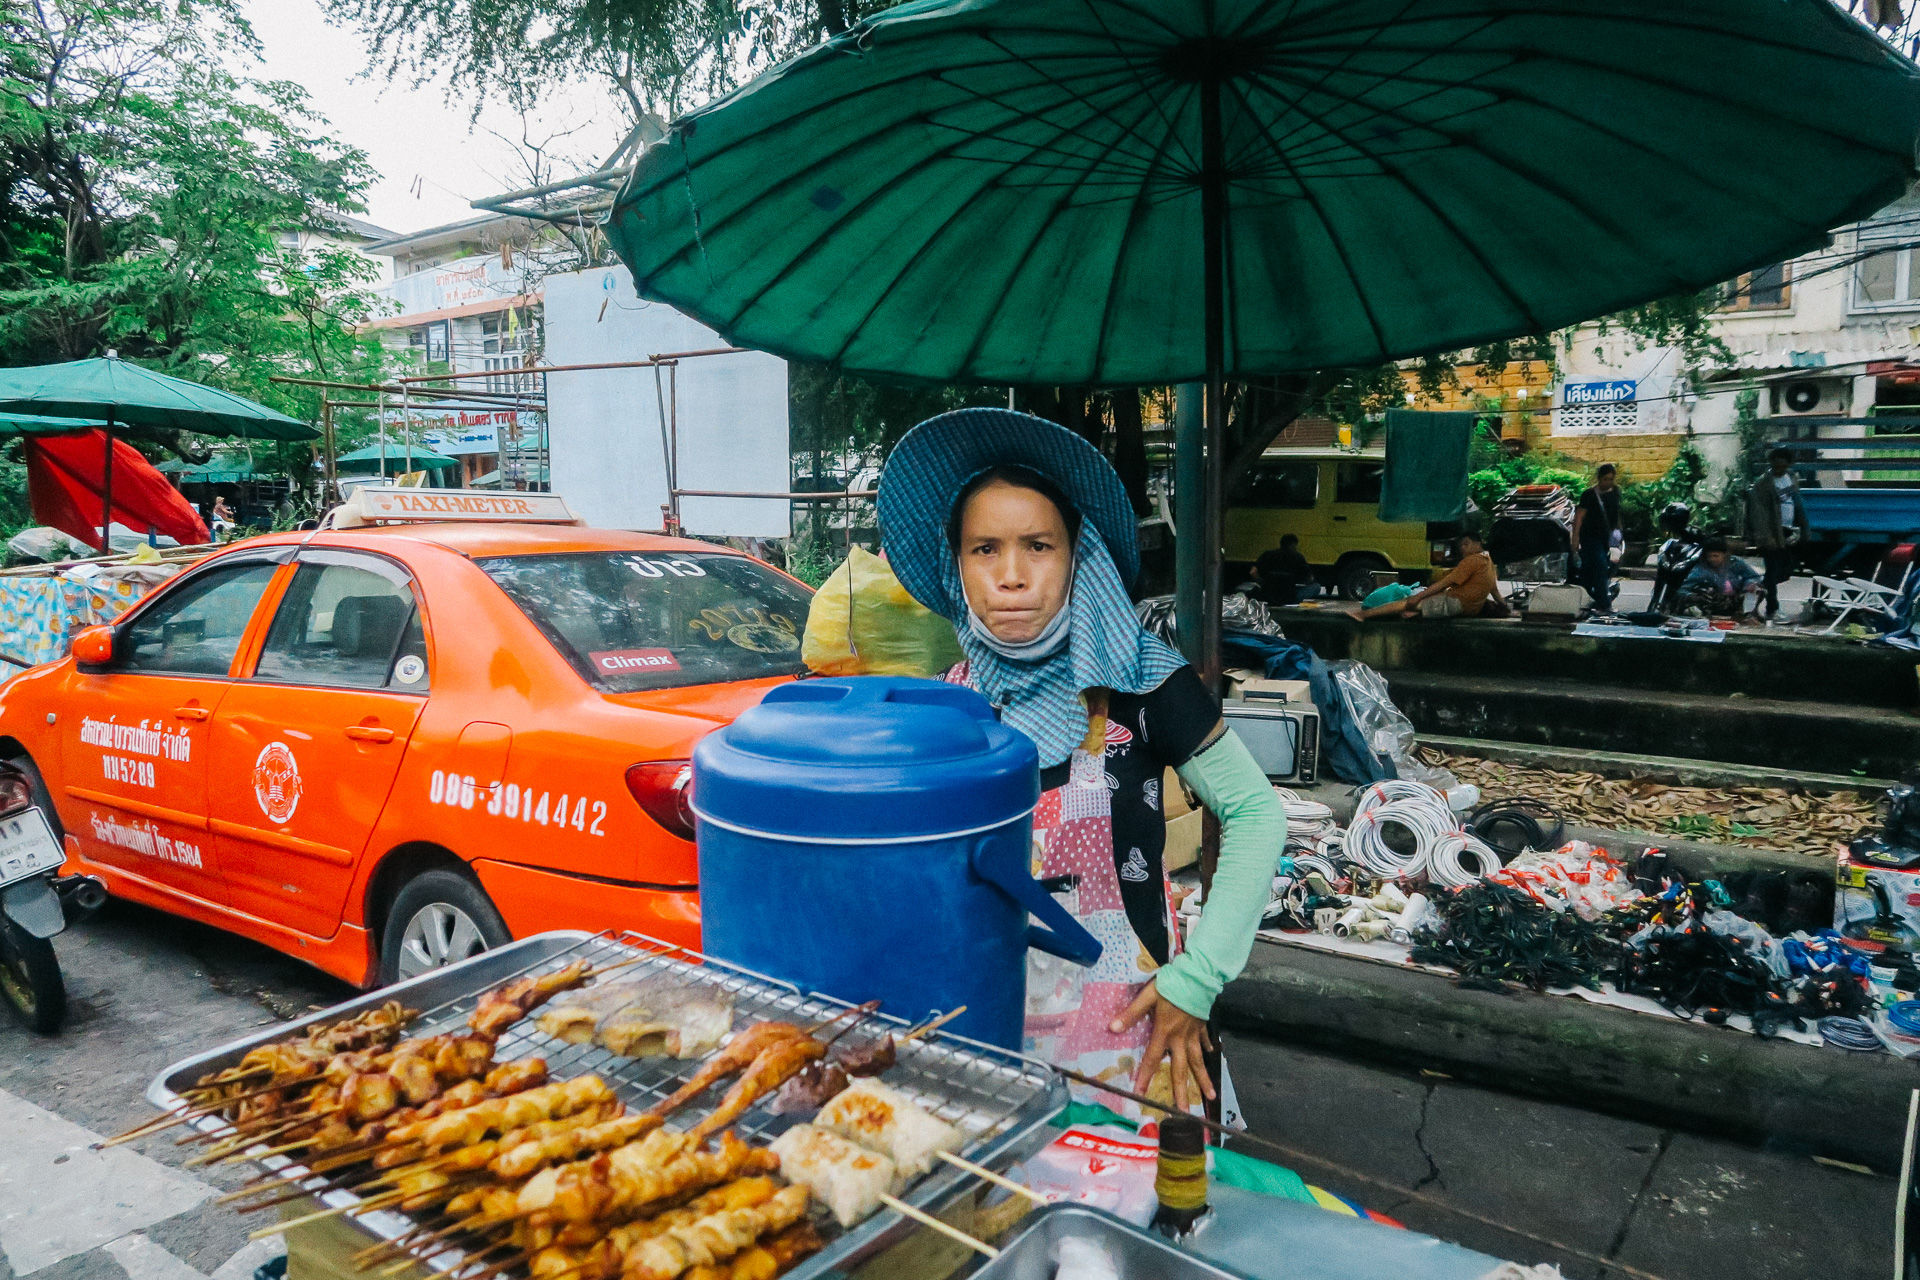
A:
[879,409,1183,768]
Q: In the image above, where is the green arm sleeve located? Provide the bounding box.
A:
[1153,728,1286,1020]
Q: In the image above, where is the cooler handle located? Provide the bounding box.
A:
[969,839,1103,967]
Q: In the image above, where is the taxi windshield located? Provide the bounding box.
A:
[477,550,813,693]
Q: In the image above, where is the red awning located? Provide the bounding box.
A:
[27,430,210,550]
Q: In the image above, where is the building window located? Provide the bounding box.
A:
[1852,242,1920,310]
[1721,262,1791,312]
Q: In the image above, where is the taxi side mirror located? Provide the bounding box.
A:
[71,626,115,666]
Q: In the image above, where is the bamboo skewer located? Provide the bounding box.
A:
[901,1006,967,1043]
[877,1193,998,1259]
[936,1150,1047,1203]
[250,1188,410,1239]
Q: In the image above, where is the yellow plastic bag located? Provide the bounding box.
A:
[802,546,964,677]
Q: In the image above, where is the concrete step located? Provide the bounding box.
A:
[1275,608,1920,709]
[1217,938,1918,1172]
[1385,670,1920,777]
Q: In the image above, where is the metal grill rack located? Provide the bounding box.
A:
[149,929,1067,1280]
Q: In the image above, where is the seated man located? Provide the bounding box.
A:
[1361,531,1505,620]
[1253,533,1319,606]
[1679,538,1763,619]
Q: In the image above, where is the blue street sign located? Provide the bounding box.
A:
[1563,380,1636,406]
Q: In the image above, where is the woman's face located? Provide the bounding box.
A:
[956,478,1072,644]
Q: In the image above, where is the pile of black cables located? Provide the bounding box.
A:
[1612,925,1780,1024]
[1465,798,1566,861]
[1410,882,1613,992]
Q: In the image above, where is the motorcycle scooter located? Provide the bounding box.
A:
[1650,501,1705,615]
[0,762,101,1033]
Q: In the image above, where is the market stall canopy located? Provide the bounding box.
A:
[609,0,1920,385]
[0,411,109,436]
[334,443,460,474]
[470,465,549,488]
[0,357,315,439]
[26,431,210,549]
[157,456,258,484]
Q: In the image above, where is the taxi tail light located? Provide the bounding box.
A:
[626,761,696,841]
[0,770,31,817]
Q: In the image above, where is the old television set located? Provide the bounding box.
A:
[1220,700,1319,784]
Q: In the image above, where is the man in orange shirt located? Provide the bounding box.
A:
[1362,531,1505,620]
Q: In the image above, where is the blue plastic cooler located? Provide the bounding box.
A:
[691,676,1101,1050]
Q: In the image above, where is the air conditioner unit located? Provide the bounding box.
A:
[1776,378,1847,416]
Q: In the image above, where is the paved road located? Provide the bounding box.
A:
[0,900,349,1279]
[0,905,1896,1279]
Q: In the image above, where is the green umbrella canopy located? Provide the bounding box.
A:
[334,443,460,474]
[610,0,1920,385]
[0,357,315,440]
[0,411,109,436]
[156,455,258,484]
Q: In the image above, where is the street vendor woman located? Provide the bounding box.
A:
[877,409,1284,1119]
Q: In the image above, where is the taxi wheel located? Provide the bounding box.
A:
[378,870,511,987]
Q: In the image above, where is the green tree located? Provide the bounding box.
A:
[0,0,392,474]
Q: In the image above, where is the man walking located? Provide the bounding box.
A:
[1570,463,1622,614]
[1744,448,1806,617]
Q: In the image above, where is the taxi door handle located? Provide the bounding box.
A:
[173,707,211,722]
[345,726,396,744]
[1332,515,1348,522]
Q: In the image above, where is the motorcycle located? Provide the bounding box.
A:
[1650,501,1705,615]
[0,762,96,1033]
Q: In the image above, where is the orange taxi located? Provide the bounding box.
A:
[0,488,813,986]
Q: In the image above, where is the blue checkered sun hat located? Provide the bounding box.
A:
[878,408,1186,767]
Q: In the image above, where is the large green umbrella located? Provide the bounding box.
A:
[609,0,1920,670]
[0,356,315,551]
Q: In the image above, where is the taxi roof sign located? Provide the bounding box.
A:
[329,487,584,528]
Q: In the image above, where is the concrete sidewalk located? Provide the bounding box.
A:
[1223,1031,1895,1280]
[1217,937,1920,1172]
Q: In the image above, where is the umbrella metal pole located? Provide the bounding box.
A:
[1175,68,1229,689]
[99,416,115,553]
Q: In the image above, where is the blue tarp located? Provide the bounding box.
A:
[1221,629,1394,784]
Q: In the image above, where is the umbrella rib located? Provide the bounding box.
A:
[708,82,1171,341]
[1231,71,1546,336]
[1258,53,1851,248]
[976,28,1197,174]
[1283,3,1912,75]
[1218,78,1392,363]
[1069,0,1201,176]
[884,87,1192,380]
[1090,88,1202,384]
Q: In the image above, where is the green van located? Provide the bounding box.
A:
[1224,448,1441,600]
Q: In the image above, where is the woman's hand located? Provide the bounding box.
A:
[1111,980,1216,1110]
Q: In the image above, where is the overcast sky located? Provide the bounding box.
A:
[239,1,630,243]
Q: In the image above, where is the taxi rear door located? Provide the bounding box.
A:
[205,549,429,938]
[58,551,289,907]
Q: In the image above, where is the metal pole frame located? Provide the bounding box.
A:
[99,415,115,553]
[1176,66,1229,688]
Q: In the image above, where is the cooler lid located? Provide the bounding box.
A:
[693,676,1039,840]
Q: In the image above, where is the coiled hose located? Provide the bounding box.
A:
[1817,1016,1884,1052]
[1466,798,1565,861]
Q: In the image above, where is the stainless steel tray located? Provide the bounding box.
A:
[973,1204,1257,1280]
[147,929,1066,1279]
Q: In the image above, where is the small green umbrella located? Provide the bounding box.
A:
[0,356,315,551]
[334,443,461,475]
[0,411,109,437]
[156,455,258,484]
[0,357,313,439]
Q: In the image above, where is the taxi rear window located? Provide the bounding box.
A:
[477,551,813,692]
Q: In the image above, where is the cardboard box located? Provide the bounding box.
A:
[1224,670,1312,705]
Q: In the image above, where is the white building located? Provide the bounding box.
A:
[360,215,547,487]
[1549,191,1920,494]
